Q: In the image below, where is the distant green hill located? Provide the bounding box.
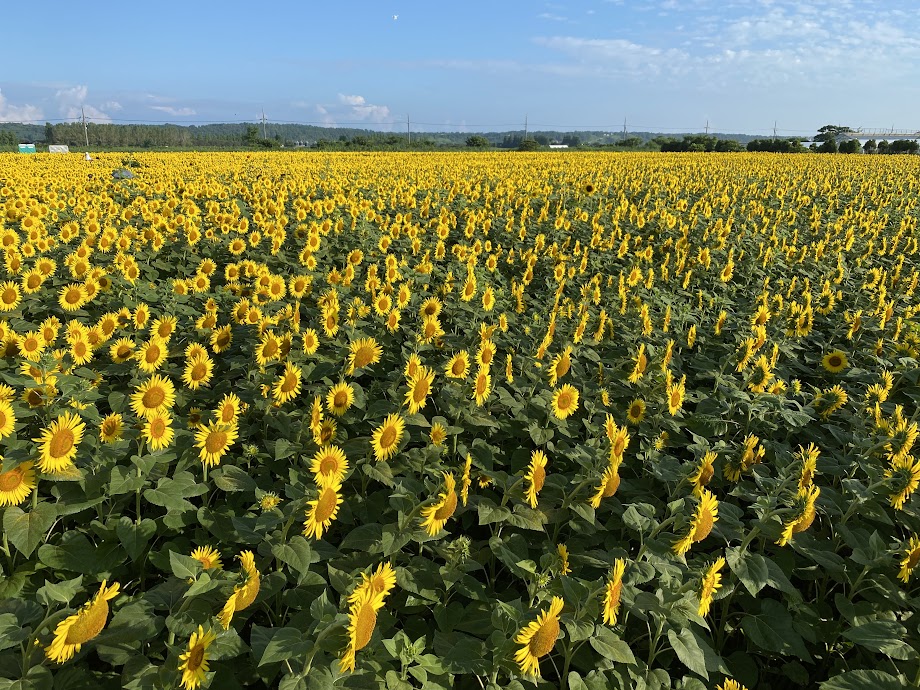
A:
[1,121,766,151]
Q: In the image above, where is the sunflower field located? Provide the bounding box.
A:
[0,151,919,690]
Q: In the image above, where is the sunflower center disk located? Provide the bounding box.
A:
[0,468,24,491]
[50,429,75,458]
[65,601,109,644]
[529,617,560,658]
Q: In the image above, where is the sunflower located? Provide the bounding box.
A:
[151,316,177,341]
[698,556,725,616]
[602,559,626,625]
[326,381,355,417]
[58,284,88,312]
[339,589,386,673]
[45,581,120,663]
[36,412,85,473]
[548,346,572,387]
[271,362,302,405]
[797,443,820,491]
[209,324,233,354]
[776,484,821,546]
[347,337,382,375]
[524,450,548,509]
[514,596,564,677]
[0,399,15,440]
[136,337,168,374]
[667,374,687,415]
[195,421,239,467]
[628,344,647,383]
[190,546,222,570]
[589,464,621,508]
[99,413,124,443]
[420,297,442,319]
[477,339,496,368]
[142,411,174,452]
[130,374,176,420]
[472,367,491,406]
[626,398,646,425]
[718,681,750,690]
[310,445,349,487]
[19,330,45,361]
[178,625,217,689]
[429,422,447,447]
[551,384,579,420]
[219,551,261,629]
[371,413,405,462]
[302,328,320,355]
[899,535,920,583]
[216,393,242,426]
[402,353,422,380]
[672,490,719,556]
[303,482,342,539]
[886,455,920,510]
[0,459,35,506]
[821,349,849,374]
[254,332,281,368]
[108,337,134,364]
[351,561,398,603]
[420,472,458,536]
[260,492,281,511]
[404,365,435,414]
[689,451,716,496]
[445,351,470,379]
[460,454,472,506]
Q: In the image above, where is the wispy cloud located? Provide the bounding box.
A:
[0,88,43,122]
[150,105,197,117]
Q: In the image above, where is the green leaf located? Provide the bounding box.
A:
[211,465,257,493]
[842,621,915,660]
[38,532,122,574]
[259,628,313,666]
[169,551,202,579]
[819,670,906,690]
[0,613,29,651]
[568,672,589,690]
[340,523,383,551]
[36,576,83,606]
[528,423,553,445]
[667,628,708,679]
[3,502,55,557]
[116,517,157,561]
[275,438,296,461]
[740,600,812,661]
[589,626,636,664]
[143,472,207,513]
[477,501,512,525]
[726,547,769,595]
[271,537,318,585]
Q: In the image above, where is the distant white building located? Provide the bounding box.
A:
[548,144,569,149]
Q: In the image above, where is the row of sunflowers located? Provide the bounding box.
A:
[0,151,919,689]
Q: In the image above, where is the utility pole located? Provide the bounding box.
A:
[406,114,410,146]
[82,107,89,148]
[523,114,528,140]
[773,121,777,141]
[261,110,267,139]
[705,119,710,135]
[622,116,627,142]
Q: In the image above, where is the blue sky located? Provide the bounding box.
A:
[2,0,919,136]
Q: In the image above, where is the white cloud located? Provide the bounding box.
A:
[336,94,391,123]
[55,85,114,123]
[0,88,43,122]
[149,105,197,117]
